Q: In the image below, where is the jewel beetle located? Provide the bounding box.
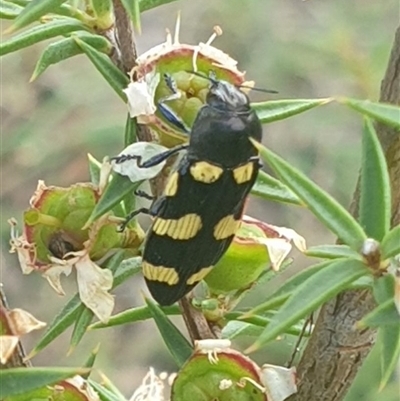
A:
[117,73,265,305]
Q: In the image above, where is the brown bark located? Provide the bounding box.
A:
[291,26,400,401]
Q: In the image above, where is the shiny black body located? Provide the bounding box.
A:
[143,79,262,305]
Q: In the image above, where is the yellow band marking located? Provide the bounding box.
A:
[142,261,179,285]
[164,171,179,197]
[233,162,254,184]
[190,161,223,184]
[153,213,202,239]
[186,266,213,285]
[214,215,241,240]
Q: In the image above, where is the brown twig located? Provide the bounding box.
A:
[290,25,400,401]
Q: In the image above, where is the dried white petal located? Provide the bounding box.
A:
[260,364,297,401]
[8,308,46,336]
[124,72,160,118]
[111,142,169,182]
[0,335,19,364]
[129,367,165,401]
[258,237,292,272]
[9,219,35,274]
[43,260,74,295]
[75,254,114,323]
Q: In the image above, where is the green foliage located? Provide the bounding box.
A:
[1,0,399,399]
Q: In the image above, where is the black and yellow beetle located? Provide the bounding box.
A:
[117,73,264,305]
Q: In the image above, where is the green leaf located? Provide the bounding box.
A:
[88,380,124,401]
[381,225,400,259]
[223,315,307,338]
[339,98,400,129]
[31,32,111,80]
[145,297,192,367]
[124,113,137,146]
[69,307,94,353]
[0,1,23,19]
[247,259,368,352]
[359,118,391,241]
[1,18,88,56]
[305,244,362,260]
[29,294,84,358]
[139,0,179,12]
[252,98,332,123]
[358,298,399,328]
[120,0,141,32]
[252,170,303,205]
[242,260,331,318]
[73,37,129,101]
[83,344,100,372]
[112,255,142,286]
[88,153,102,185]
[90,303,180,329]
[0,367,89,398]
[86,173,142,226]
[254,142,367,250]
[378,324,400,390]
[6,0,68,33]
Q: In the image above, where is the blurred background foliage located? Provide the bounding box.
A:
[1,0,399,399]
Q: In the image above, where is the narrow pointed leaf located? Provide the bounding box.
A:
[29,294,84,357]
[0,1,23,19]
[252,170,302,205]
[88,153,102,185]
[88,380,124,401]
[86,173,142,225]
[69,307,94,352]
[145,297,192,366]
[222,319,307,339]
[6,0,68,33]
[112,256,142,286]
[124,113,138,146]
[83,344,101,371]
[378,324,400,390]
[359,118,391,241]
[252,98,332,123]
[242,260,331,318]
[73,37,129,101]
[90,304,180,329]
[31,32,111,80]
[305,244,362,260]
[120,0,141,32]
[358,298,399,328]
[1,19,88,56]
[254,141,367,250]
[248,259,368,351]
[139,0,179,12]
[381,225,400,259]
[339,98,400,129]
[0,367,89,397]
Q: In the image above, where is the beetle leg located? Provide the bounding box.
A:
[134,189,154,200]
[117,207,150,232]
[157,73,190,134]
[139,144,188,168]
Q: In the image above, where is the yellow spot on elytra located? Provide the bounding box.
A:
[164,171,179,197]
[214,215,241,240]
[233,162,254,184]
[190,161,223,183]
[142,261,179,285]
[186,266,213,285]
[153,214,202,239]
